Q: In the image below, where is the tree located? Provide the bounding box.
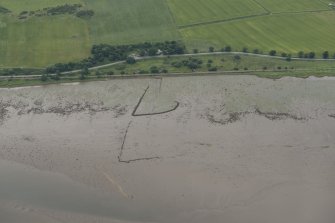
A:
[139,49,146,57]
[126,56,136,64]
[253,49,260,54]
[209,47,214,52]
[281,53,288,58]
[269,50,277,56]
[242,47,248,53]
[193,49,199,54]
[322,51,329,59]
[148,48,158,56]
[308,52,315,59]
[297,51,304,58]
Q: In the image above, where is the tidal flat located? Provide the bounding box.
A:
[0,75,335,223]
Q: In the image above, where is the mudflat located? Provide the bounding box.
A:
[0,75,335,223]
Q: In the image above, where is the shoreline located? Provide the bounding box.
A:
[1,70,335,89]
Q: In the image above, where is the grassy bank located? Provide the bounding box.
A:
[1,54,334,88]
[96,54,335,77]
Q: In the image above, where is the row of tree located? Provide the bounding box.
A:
[205,46,335,59]
[17,4,93,20]
[46,41,185,73]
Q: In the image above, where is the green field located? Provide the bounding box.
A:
[85,0,179,45]
[180,12,335,55]
[255,0,329,13]
[0,0,334,68]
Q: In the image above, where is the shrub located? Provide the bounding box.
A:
[297,51,304,58]
[76,10,94,18]
[224,46,232,52]
[40,74,48,82]
[208,67,218,72]
[269,50,277,56]
[281,53,288,57]
[150,66,159,74]
[322,51,329,59]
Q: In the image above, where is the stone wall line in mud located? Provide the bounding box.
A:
[254,108,306,121]
[206,111,251,125]
[0,99,128,120]
[117,121,160,164]
[133,101,180,117]
[206,107,307,125]
[131,86,150,116]
[131,85,180,117]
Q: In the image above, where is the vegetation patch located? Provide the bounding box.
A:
[0,6,11,14]
[0,68,43,76]
[17,4,94,20]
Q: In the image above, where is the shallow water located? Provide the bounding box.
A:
[0,75,335,223]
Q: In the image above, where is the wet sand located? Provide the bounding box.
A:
[0,75,335,223]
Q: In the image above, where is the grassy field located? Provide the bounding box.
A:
[0,0,334,68]
[180,12,335,56]
[0,16,90,68]
[85,0,180,45]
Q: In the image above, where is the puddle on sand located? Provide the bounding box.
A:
[0,159,156,223]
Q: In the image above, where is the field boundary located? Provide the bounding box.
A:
[252,0,271,13]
